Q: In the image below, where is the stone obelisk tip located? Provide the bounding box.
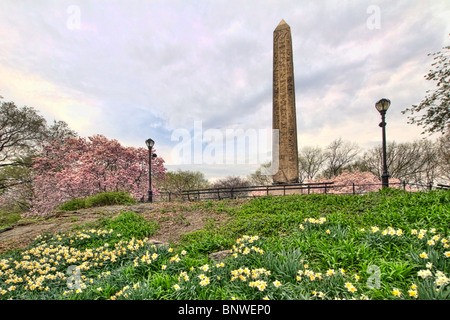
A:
[275,19,289,30]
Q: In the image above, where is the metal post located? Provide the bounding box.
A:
[380,111,389,189]
[148,146,153,202]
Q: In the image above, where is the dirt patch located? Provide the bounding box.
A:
[0,202,231,254]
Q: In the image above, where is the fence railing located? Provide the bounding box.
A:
[182,181,335,201]
[142,180,448,203]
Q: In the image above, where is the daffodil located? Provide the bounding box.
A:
[326,269,335,277]
[392,288,401,297]
[408,290,418,298]
[348,286,357,293]
[418,269,433,278]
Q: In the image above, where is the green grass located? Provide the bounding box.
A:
[1,188,449,300]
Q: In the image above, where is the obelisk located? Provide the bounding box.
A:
[272,20,299,184]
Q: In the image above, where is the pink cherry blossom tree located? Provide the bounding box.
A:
[306,170,406,194]
[27,134,166,216]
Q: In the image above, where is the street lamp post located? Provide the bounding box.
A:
[375,98,391,189]
[145,138,155,202]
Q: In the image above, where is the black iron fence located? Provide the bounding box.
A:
[142,180,448,203]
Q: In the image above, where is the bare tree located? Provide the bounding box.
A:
[437,132,450,184]
[417,139,441,186]
[360,139,441,186]
[212,176,250,198]
[321,138,361,179]
[298,146,326,182]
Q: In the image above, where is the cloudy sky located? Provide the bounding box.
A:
[1,0,449,180]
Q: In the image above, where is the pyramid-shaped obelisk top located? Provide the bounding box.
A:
[275,19,290,30]
[272,19,299,184]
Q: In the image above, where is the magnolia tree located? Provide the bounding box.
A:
[28,134,166,216]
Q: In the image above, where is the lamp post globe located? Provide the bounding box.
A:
[375,98,391,113]
[145,138,155,149]
[375,98,391,189]
[145,139,155,202]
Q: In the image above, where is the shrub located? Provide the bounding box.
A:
[58,191,136,212]
[58,198,87,211]
[84,191,136,208]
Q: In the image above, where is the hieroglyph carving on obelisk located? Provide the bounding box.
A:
[272,20,299,184]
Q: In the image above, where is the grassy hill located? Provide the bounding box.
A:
[0,188,449,300]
